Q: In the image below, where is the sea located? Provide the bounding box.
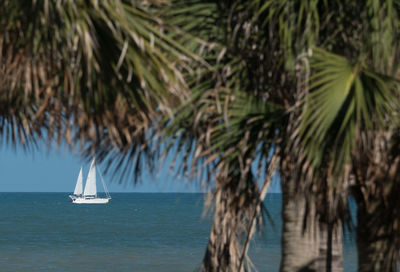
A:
[0,193,357,272]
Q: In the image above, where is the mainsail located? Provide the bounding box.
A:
[83,158,97,196]
[73,167,83,195]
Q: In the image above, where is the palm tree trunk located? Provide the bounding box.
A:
[356,195,399,272]
[352,141,400,272]
[317,223,343,272]
[280,177,344,272]
[201,188,243,272]
[280,178,320,272]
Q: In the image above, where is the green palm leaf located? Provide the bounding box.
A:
[300,48,400,173]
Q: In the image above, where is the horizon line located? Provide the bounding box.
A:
[0,191,282,194]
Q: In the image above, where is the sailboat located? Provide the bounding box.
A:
[69,158,111,204]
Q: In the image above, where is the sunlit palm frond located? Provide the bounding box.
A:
[300,48,400,174]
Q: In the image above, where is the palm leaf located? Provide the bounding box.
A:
[0,0,201,183]
[300,48,400,174]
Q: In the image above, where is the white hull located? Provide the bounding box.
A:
[69,195,76,201]
[71,197,110,204]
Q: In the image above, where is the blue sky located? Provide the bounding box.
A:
[0,144,201,193]
[0,143,281,193]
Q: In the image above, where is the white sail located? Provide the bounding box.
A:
[73,167,83,195]
[83,158,97,196]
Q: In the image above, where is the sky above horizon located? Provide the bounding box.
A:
[0,143,281,193]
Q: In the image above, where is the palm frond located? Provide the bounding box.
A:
[0,0,200,183]
[300,48,400,174]
[0,0,192,141]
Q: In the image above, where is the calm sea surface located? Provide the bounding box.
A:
[0,193,357,271]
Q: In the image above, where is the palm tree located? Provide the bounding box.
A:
[3,2,280,272]
[162,1,348,271]
[298,4,400,271]
[3,1,400,272]
[302,49,400,271]
[0,0,196,173]
[164,1,400,272]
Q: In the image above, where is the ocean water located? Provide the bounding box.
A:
[0,193,357,271]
